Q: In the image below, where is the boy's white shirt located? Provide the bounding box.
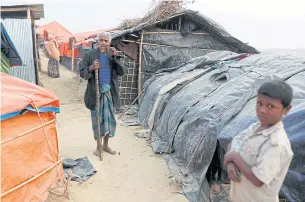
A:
[229,121,294,202]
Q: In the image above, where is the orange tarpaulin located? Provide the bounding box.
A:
[37,21,72,42]
[1,73,64,202]
[59,42,79,59]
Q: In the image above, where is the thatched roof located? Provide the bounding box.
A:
[119,0,185,30]
[109,10,259,54]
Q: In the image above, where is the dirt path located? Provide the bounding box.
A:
[40,55,187,202]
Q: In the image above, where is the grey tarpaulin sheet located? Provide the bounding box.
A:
[140,30,235,85]
[138,50,305,202]
[138,51,246,129]
[143,28,233,50]
[63,156,96,182]
[141,27,235,75]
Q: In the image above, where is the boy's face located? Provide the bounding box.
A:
[256,94,291,127]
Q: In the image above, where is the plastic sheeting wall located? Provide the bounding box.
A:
[140,28,235,85]
[2,19,36,83]
[138,50,305,202]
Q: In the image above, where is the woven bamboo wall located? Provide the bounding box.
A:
[118,53,139,106]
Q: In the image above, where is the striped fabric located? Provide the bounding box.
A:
[90,84,116,140]
[47,58,60,78]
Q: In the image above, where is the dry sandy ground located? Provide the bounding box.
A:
[39,56,187,202]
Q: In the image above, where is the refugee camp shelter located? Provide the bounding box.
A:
[1,4,44,84]
[137,50,305,202]
[54,7,258,107]
[1,22,23,73]
[0,73,64,202]
[108,9,259,106]
[36,20,72,42]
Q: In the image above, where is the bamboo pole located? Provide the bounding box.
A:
[32,19,40,85]
[178,16,182,31]
[1,119,56,145]
[138,30,144,102]
[95,68,103,161]
[0,158,63,198]
[1,7,38,12]
[118,87,147,120]
[26,7,31,19]
[121,39,214,51]
[143,31,208,35]
[71,40,75,72]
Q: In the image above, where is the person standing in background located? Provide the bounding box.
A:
[45,34,60,78]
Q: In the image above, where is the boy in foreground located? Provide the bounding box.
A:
[224,80,294,202]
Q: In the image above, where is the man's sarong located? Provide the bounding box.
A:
[90,84,116,140]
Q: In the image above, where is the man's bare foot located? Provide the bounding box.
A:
[93,150,99,157]
[93,149,103,159]
[102,145,116,155]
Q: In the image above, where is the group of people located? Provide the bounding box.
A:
[49,31,294,202]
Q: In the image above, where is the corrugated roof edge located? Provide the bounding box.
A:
[1,4,44,19]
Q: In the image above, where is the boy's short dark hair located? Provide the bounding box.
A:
[258,80,293,108]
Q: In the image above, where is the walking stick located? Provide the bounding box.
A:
[95,68,103,161]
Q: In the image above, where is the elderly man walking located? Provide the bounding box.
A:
[79,32,126,157]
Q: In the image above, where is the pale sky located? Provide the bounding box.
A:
[1,0,305,50]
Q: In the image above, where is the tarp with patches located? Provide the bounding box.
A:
[138,50,305,202]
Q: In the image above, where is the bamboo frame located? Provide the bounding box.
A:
[1,119,56,145]
[0,158,63,198]
[0,7,38,12]
[120,87,138,89]
[71,40,75,71]
[138,30,144,101]
[1,86,65,198]
[143,31,209,35]
[130,59,136,101]
[27,7,31,19]
[32,19,40,85]
[178,16,182,31]
[118,52,138,106]
[121,39,214,51]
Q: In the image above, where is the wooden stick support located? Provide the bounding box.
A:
[27,7,31,19]
[0,158,63,198]
[178,16,182,31]
[1,119,56,145]
[71,40,75,72]
[143,31,208,35]
[118,87,147,120]
[138,30,144,102]
[95,69,103,161]
[121,39,214,51]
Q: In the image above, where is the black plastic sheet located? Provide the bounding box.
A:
[138,50,305,202]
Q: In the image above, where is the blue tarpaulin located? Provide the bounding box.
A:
[1,23,22,66]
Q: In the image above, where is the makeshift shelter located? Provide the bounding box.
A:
[1,73,64,202]
[58,28,116,74]
[1,22,23,73]
[99,9,258,106]
[1,4,44,84]
[138,50,305,202]
[36,20,72,42]
[73,29,106,42]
